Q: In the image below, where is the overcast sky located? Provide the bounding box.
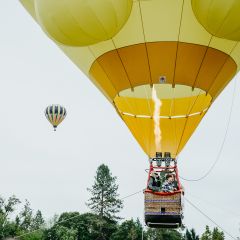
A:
[1,1,240,239]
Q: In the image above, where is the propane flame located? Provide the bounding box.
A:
[152,85,162,151]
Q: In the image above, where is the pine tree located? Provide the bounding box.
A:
[212,227,224,240]
[185,229,199,240]
[87,164,123,221]
[201,226,212,240]
[31,210,45,230]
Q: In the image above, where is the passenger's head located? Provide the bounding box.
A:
[150,171,159,178]
[166,174,174,182]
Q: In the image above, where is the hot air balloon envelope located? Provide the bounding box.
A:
[192,0,240,41]
[35,0,133,46]
[45,104,67,131]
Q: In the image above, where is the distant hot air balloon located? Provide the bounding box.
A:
[20,0,240,228]
[45,104,67,131]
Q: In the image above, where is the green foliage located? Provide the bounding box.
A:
[200,226,224,240]
[146,228,183,240]
[185,229,199,240]
[0,165,227,240]
[212,227,224,240]
[111,219,145,240]
[87,164,123,221]
[0,195,21,239]
[201,226,212,240]
[45,212,117,240]
[19,200,33,232]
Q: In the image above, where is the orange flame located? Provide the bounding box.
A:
[152,85,162,151]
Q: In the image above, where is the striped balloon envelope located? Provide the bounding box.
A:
[20,0,240,157]
[45,105,67,131]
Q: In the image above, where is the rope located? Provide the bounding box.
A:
[185,197,237,240]
[13,189,144,239]
[180,79,237,182]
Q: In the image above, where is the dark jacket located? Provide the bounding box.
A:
[148,176,161,192]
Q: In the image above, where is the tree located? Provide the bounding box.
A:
[201,226,212,240]
[111,219,145,240]
[0,195,21,239]
[45,212,117,240]
[146,228,183,240]
[212,227,224,240]
[19,200,33,232]
[185,229,199,240]
[87,164,123,221]
[31,210,45,230]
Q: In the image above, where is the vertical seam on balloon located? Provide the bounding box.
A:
[111,39,146,149]
[192,35,213,90]
[214,0,236,36]
[138,0,153,87]
[172,0,185,88]
[116,96,143,149]
[144,85,152,116]
[142,85,153,154]
[206,42,239,96]
[206,0,215,31]
[111,39,134,91]
[175,117,188,156]
[88,46,119,97]
[173,118,178,158]
[87,2,134,91]
[175,87,203,155]
[78,2,113,41]
[108,0,120,36]
[170,88,178,156]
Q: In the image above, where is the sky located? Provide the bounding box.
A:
[1,1,240,239]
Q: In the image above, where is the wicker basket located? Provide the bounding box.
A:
[145,192,182,215]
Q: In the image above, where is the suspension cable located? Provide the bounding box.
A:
[14,189,144,239]
[185,197,237,240]
[180,79,237,182]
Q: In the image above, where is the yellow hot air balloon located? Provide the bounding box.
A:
[20,0,240,228]
[34,0,133,46]
[192,0,240,41]
[21,0,240,158]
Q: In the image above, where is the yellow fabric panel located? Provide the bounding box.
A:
[34,0,133,46]
[194,48,230,90]
[121,114,204,158]
[20,0,36,19]
[90,42,236,101]
[20,0,240,73]
[208,57,237,99]
[179,0,211,45]
[113,1,144,48]
[231,43,240,71]
[59,46,95,76]
[119,84,202,99]
[139,0,182,42]
[210,38,237,55]
[114,85,212,117]
[176,113,206,155]
[122,114,153,154]
[192,0,240,41]
[96,51,132,92]
[88,62,117,101]
[189,94,212,114]
[118,44,151,87]
[147,42,177,85]
[174,43,207,86]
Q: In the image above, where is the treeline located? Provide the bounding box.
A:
[0,164,225,239]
